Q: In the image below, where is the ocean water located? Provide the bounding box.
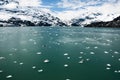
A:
[0,27,120,80]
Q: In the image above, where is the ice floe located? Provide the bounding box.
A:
[13,61,17,64]
[78,59,84,64]
[104,51,109,54]
[19,62,24,65]
[0,70,3,73]
[64,53,68,56]
[107,64,111,67]
[36,52,42,55]
[90,52,95,55]
[64,64,68,67]
[0,57,5,60]
[106,67,111,70]
[6,75,12,78]
[38,69,43,73]
[32,66,36,69]
[66,79,70,80]
[44,59,50,63]
[67,57,70,59]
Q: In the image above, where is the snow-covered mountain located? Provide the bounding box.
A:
[85,15,120,27]
[0,0,67,27]
[69,12,119,26]
[0,0,120,27]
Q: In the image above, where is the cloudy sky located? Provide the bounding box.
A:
[39,0,119,10]
[3,0,120,21]
[40,0,120,20]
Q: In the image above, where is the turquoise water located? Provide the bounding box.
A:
[0,27,120,80]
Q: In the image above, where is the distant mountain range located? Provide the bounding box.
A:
[0,0,120,27]
[85,16,120,27]
[0,0,67,27]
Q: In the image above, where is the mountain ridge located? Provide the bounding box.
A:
[0,0,67,27]
[0,0,120,27]
[85,16,120,27]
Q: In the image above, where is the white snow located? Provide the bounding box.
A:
[3,2,18,9]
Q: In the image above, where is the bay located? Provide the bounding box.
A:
[0,27,120,80]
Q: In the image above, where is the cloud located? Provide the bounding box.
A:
[18,0,42,7]
[1,0,43,9]
[57,0,120,10]
[57,0,104,10]
[55,0,120,21]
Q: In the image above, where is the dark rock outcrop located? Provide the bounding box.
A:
[85,16,120,27]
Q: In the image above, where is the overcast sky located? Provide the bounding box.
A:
[3,0,120,21]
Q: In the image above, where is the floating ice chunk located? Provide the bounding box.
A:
[13,61,17,63]
[38,69,43,72]
[36,52,42,55]
[78,59,84,64]
[66,79,70,80]
[107,64,111,67]
[29,39,34,41]
[86,58,90,61]
[90,52,95,55]
[75,42,78,45]
[22,49,27,51]
[6,75,12,78]
[79,56,82,59]
[19,62,24,65]
[32,66,36,69]
[34,42,37,45]
[0,57,5,60]
[67,57,70,59]
[114,70,120,73]
[86,47,90,49]
[64,53,68,56]
[0,70,3,73]
[106,67,110,70]
[11,48,17,51]
[118,70,120,73]
[44,59,50,63]
[80,52,84,54]
[104,51,109,54]
[9,54,13,56]
[55,42,60,45]
[55,34,58,36]
[94,46,98,49]
[114,51,119,54]
[112,56,114,58]
[114,70,118,73]
[64,64,68,67]
[118,58,120,61]
[106,39,111,42]
[49,33,52,35]
[33,31,38,34]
